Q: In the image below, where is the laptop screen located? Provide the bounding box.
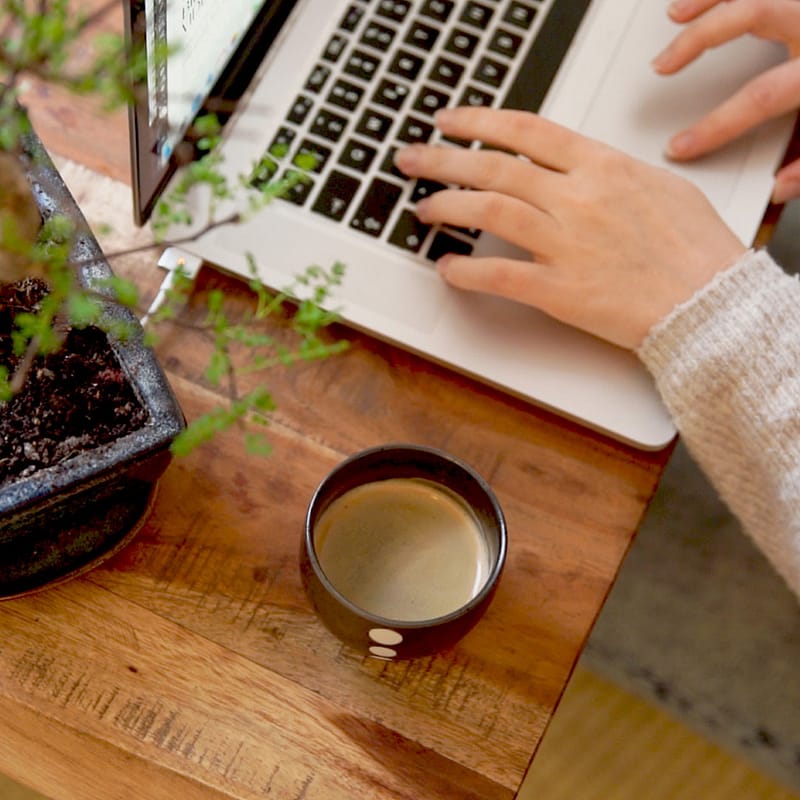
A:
[125,0,298,224]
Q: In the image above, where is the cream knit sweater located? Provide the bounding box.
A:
[638,249,800,599]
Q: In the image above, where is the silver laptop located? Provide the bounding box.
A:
[126,0,795,450]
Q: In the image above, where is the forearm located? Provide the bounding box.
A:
[638,249,800,598]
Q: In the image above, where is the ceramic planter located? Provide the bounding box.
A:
[0,131,185,598]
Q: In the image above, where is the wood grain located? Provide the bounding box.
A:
[1,2,674,797]
[0,168,666,797]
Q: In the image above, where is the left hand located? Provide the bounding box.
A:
[653,0,800,203]
[394,107,745,350]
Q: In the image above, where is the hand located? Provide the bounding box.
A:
[653,0,800,203]
[395,107,745,350]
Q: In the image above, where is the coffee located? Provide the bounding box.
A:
[314,478,490,621]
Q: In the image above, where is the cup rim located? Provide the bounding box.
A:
[304,443,507,629]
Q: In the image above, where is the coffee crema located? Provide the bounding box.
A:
[314,478,490,622]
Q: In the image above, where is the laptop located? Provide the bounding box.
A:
[125,0,795,450]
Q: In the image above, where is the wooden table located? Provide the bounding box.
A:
[0,4,674,799]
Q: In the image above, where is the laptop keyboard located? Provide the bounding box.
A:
[251,0,591,263]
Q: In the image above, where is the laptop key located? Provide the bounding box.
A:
[350,178,403,237]
[305,64,331,94]
[361,21,396,50]
[413,85,451,116]
[502,0,592,113]
[488,28,522,58]
[312,171,361,221]
[310,109,349,143]
[474,57,508,88]
[286,95,313,125]
[388,50,425,81]
[426,231,474,261]
[372,78,410,111]
[389,210,431,253]
[444,28,479,59]
[279,170,315,206]
[504,1,538,30]
[460,85,494,108]
[429,57,464,88]
[269,126,297,158]
[339,139,378,172]
[344,50,381,81]
[397,116,435,145]
[410,179,447,202]
[404,21,440,51]
[340,4,365,32]
[460,2,494,29]
[249,155,279,189]
[376,0,411,23]
[356,108,393,140]
[420,0,454,23]
[322,33,348,63]
[380,146,406,179]
[446,224,482,239]
[328,79,365,111]
[292,139,332,173]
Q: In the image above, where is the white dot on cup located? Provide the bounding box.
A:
[369,628,403,646]
[368,645,398,658]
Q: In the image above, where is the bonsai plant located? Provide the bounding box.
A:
[0,1,345,596]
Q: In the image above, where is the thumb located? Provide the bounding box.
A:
[772,157,800,204]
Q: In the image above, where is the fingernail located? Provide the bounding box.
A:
[415,197,431,221]
[434,107,456,128]
[393,145,418,173]
[668,0,689,18]
[436,253,454,277]
[651,49,672,73]
[666,131,695,158]
[772,179,798,205]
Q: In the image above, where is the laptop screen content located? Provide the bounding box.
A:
[125,0,297,224]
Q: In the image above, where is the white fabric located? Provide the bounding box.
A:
[639,249,800,598]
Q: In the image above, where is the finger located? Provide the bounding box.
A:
[394,143,561,207]
[434,106,589,172]
[436,253,613,341]
[653,0,800,74]
[416,188,551,255]
[437,252,554,310]
[773,156,800,202]
[667,58,800,158]
[667,0,729,24]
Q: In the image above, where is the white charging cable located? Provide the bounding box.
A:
[140,247,203,327]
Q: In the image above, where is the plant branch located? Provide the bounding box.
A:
[0,1,347,459]
[8,335,41,394]
[100,213,242,262]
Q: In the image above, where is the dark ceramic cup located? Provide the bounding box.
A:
[301,444,507,659]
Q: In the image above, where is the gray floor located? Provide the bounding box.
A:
[582,201,800,794]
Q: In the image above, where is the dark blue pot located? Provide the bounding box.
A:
[0,130,185,598]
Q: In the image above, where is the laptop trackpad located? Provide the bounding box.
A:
[210,216,449,334]
[335,255,448,334]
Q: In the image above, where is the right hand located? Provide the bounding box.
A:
[653,0,800,203]
[395,107,746,350]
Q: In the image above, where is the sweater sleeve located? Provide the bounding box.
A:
[637,248,800,599]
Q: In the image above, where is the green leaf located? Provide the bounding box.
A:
[0,366,11,403]
[67,293,103,327]
[204,348,230,385]
[98,276,140,308]
[244,432,272,458]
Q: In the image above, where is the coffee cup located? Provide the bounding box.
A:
[301,444,507,659]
